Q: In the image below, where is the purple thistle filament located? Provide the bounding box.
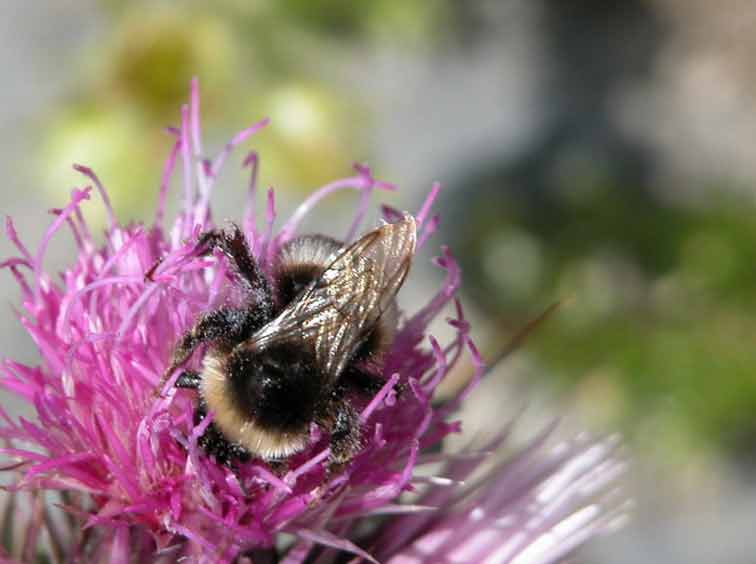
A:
[0,79,628,563]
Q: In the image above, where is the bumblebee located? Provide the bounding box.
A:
[160,216,416,468]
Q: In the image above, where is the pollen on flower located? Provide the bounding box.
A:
[0,79,629,563]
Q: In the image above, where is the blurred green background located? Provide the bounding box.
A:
[2,1,756,562]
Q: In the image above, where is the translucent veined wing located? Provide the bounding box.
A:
[250,215,416,383]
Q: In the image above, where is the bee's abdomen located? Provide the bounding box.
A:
[274,263,324,309]
[273,234,341,309]
[273,234,400,363]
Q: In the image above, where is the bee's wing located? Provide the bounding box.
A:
[250,215,416,382]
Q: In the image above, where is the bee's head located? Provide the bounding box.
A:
[227,343,322,432]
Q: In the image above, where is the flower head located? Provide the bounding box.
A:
[0,79,628,562]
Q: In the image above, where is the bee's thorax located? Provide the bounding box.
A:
[199,351,311,460]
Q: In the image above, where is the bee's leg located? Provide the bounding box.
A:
[317,394,362,473]
[157,307,252,396]
[193,401,252,466]
[330,401,362,473]
[197,224,274,319]
[175,371,201,389]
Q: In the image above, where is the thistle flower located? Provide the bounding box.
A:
[0,79,628,563]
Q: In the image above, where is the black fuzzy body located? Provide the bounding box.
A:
[166,226,400,468]
[227,342,325,434]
